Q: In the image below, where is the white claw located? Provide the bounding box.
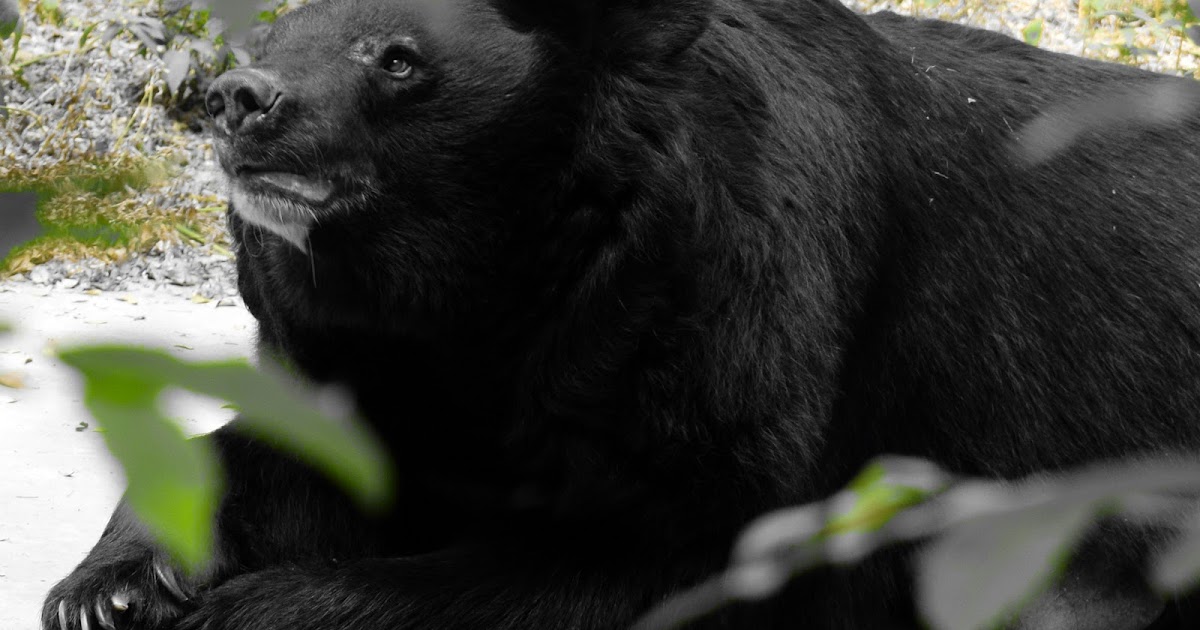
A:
[94,600,116,630]
[79,607,91,630]
[57,600,67,630]
[154,562,190,602]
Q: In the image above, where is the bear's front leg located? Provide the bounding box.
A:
[41,421,387,630]
[171,544,688,630]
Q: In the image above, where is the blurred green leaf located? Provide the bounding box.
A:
[78,21,98,48]
[64,356,219,573]
[917,500,1098,630]
[36,0,61,26]
[0,0,19,41]
[198,360,393,510]
[61,346,392,507]
[1152,517,1200,593]
[58,346,393,568]
[826,460,941,535]
[0,192,44,261]
[1023,18,1045,47]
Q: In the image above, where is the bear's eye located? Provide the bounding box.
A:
[381,50,414,79]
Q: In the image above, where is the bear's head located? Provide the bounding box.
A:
[207,0,714,340]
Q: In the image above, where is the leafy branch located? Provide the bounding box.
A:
[635,457,1200,630]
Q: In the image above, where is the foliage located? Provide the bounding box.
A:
[635,457,1200,630]
[1023,17,1045,47]
[33,0,60,27]
[0,0,20,40]
[0,0,25,94]
[58,345,393,573]
[92,0,287,105]
[1080,0,1200,62]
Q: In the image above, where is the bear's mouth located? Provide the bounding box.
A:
[236,167,335,204]
[228,166,338,253]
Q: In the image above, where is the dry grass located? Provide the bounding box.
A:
[0,150,229,274]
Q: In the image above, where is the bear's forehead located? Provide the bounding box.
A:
[270,0,533,65]
[273,0,495,45]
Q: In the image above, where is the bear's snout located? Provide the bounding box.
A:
[207,68,283,136]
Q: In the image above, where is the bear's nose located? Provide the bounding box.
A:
[206,69,282,135]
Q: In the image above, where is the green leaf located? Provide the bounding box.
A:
[1152,519,1200,593]
[78,21,98,48]
[0,321,11,334]
[99,22,122,45]
[6,10,21,62]
[64,356,219,573]
[175,222,204,243]
[163,49,193,95]
[188,37,216,61]
[825,459,943,535]
[0,0,18,42]
[1023,18,1045,47]
[59,346,392,510]
[917,500,1098,630]
[192,360,393,510]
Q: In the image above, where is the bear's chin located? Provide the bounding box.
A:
[230,187,317,253]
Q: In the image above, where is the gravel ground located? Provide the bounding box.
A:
[4,240,241,303]
[3,0,1197,296]
[2,0,234,298]
[847,0,1200,74]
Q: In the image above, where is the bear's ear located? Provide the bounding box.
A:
[495,0,713,60]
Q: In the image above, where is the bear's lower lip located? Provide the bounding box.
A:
[242,171,334,203]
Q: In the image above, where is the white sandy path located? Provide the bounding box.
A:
[0,282,255,630]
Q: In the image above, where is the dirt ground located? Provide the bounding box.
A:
[0,282,255,629]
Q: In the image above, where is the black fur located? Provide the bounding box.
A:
[42,1,1200,629]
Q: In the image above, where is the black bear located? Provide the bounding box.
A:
[42,0,1200,628]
